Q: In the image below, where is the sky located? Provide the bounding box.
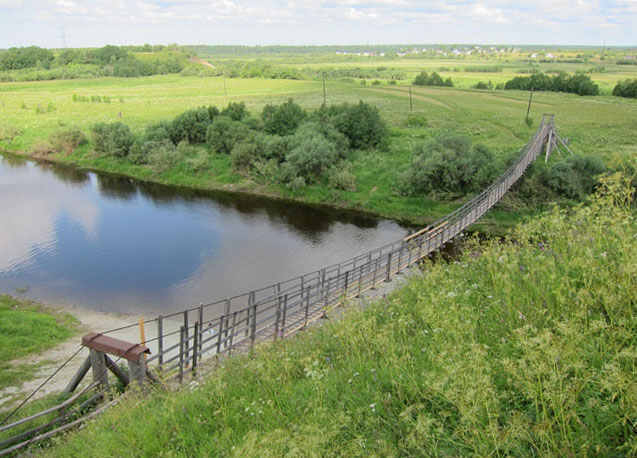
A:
[0,0,635,49]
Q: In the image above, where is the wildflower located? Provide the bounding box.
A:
[370,403,376,412]
[518,312,526,320]
[519,265,524,273]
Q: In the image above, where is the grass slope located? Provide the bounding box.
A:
[0,295,78,392]
[41,174,636,457]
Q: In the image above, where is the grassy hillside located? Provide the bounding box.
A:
[39,174,636,457]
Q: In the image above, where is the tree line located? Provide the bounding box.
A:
[0,45,186,77]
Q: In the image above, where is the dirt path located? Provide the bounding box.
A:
[189,57,214,68]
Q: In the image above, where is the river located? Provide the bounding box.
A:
[0,154,408,316]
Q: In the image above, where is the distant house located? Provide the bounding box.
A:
[545,53,554,59]
[624,55,636,60]
[529,53,538,58]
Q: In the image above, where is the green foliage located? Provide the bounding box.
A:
[0,123,21,141]
[413,71,453,87]
[48,128,87,154]
[464,66,502,73]
[221,101,248,121]
[328,165,357,191]
[285,122,339,183]
[473,81,493,90]
[318,101,387,149]
[91,45,129,65]
[0,46,54,70]
[41,176,637,457]
[206,116,249,154]
[230,133,266,172]
[404,113,428,128]
[262,98,307,136]
[542,155,607,200]
[403,132,498,197]
[504,72,600,95]
[91,122,135,157]
[612,78,637,98]
[146,141,186,172]
[169,106,218,144]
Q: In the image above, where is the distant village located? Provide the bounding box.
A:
[335,46,577,59]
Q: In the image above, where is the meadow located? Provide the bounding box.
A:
[1,65,635,232]
[37,174,636,457]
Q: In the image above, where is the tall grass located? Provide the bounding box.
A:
[40,173,636,457]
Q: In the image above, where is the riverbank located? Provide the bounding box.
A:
[0,296,143,408]
[1,147,532,236]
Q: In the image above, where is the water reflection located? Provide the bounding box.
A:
[0,154,407,315]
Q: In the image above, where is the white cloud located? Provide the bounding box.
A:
[0,0,635,45]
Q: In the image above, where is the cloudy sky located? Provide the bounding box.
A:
[0,0,635,48]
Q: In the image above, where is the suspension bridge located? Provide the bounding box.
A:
[0,114,563,456]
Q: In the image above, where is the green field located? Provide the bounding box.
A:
[1,54,636,231]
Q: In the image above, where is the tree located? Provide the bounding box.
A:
[262,99,307,136]
[92,122,135,157]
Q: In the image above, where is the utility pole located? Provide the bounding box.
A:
[322,74,326,107]
[525,89,533,122]
[409,86,413,111]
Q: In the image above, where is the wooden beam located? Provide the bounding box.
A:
[105,355,129,386]
[63,356,90,394]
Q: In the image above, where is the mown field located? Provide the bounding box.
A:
[1,69,635,231]
[37,174,636,457]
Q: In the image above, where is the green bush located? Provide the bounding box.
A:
[404,113,428,128]
[170,106,218,144]
[612,79,637,98]
[413,71,453,87]
[221,101,248,121]
[328,166,357,191]
[206,116,249,154]
[542,155,606,200]
[262,134,289,162]
[91,122,135,157]
[146,141,184,172]
[262,99,307,136]
[403,132,498,197]
[0,123,21,141]
[48,128,87,154]
[318,101,387,149]
[285,123,338,183]
[230,134,266,172]
[504,72,599,96]
[129,122,173,164]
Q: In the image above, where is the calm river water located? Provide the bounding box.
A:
[0,155,407,316]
